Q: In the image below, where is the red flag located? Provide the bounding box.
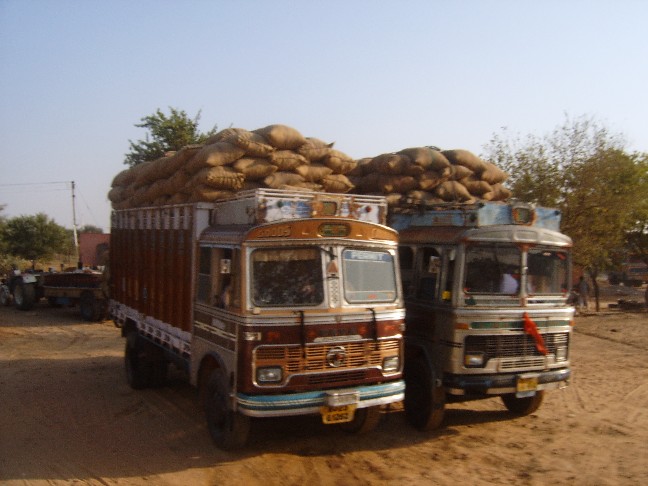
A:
[523,312,548,355]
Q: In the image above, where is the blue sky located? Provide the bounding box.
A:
[1,0,646,231]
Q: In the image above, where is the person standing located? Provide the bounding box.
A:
[578,276,590,311]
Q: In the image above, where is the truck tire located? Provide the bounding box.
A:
[404,356,446,431]
[0,285,11,306]
[80,291,104,321]
[501,390,544,415]
[339,405,381,434]
[203,370,250,450]
[13,281,36,311]
[124,332,168,389]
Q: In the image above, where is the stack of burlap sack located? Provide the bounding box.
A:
[108,124,357,209]
[108,124,510,210]
[348,146,510,206]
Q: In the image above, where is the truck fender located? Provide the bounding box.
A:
[197,352,229,398]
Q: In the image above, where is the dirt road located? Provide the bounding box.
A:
[1,301,647,485]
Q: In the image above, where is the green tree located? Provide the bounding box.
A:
[124,107,217,167]
[78,224,104,234]
[483,115,647,310]
[2,214,69,269]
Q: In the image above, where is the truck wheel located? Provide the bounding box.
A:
[203,370,250,450]
[404,356,446,431]
[501,390,544,415]
[339,405,381,434]
[0,285,11,306]
[124,332,167,389]
[13,281,36,311]
[80,291,104,321]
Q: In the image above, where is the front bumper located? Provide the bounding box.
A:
[445,368,570,396]
[236,380,405,417]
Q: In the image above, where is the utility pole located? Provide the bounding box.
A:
[71,180,80,268]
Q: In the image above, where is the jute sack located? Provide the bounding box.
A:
[419,170,449,191]
[398,147,451,171]
[254,124,307,150]
[297,137,334,162]
[480,161,508,184]
[322,149,356,174]
[406,190,444,205]
[233,132,275,157]
[269,150,308,171]
[449,164,474,181]
[278,183,323,192]
[108,186,125,204]
[360,173,418,194]
[402,161,425,177]
[490,183,512,201]
[186,142,246,173]
[232,158,278,181]
[347,157,371,176]
[369,153,408,175]
[191,166,245,191]
[144,180,167,202]
[435,180,473,202]
[461,177,493,196]
[162,169,192,195]
[203,127,248,145]
[168,192,190,204]
[190,186,235,202]
[168,144,204,174]
[129,161,155,189]
[320,174,355,193]
[111,168,136,188]
[264,171,306,189]
[294,163,333,182]
[443,149,487,173]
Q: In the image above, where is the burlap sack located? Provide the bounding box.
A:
[419,170,449,191]
[490,183,512,201]
[406,190,444,205]
[360,173,418,194]
[192,166,245,191]
[269,150,308,171]
[186,142,246,173]
[163,169,192,195]
[297,137,334,162]
[233,132,275,157]
[322,149,356,174]
[397,147,451,171]
[294,163,333,182]
[264,171,306,189]
[232,157,278,181]
[369,153,408,175]
[461,177,493,196]
[403,162,425,177]
[443,149,487,173]
[254,124,307,150]
[320,174,355,193]
[144,180,167,202]
[111,168,136,188]
[347,157,372,176]
[480,161,508,184]
[449,164,474,181]
[435,181,473,202]
[278,183,323,192]
[203,127,248,145]
[190,186,235,202]
[168,192,190,204]
[108,186,125,203]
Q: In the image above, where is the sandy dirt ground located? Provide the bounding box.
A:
[1,289,647,486]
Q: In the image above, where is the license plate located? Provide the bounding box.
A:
[516,375,539,393]
[320,404,357,424]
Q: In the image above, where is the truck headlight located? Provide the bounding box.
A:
[382,356,400,372]
[464,352,485,367]
[256,366,283,383]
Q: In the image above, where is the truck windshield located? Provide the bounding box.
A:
[343,249,397,303]
[464,244,569,295]
[527,248,569,294]
[464,245,521,294]
[251,247,324,306]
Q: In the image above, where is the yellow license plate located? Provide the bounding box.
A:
[516,376,539,393]
[320,404,357,424]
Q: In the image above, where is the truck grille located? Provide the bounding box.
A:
[255,339,400,374]
[464,332,569,364]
